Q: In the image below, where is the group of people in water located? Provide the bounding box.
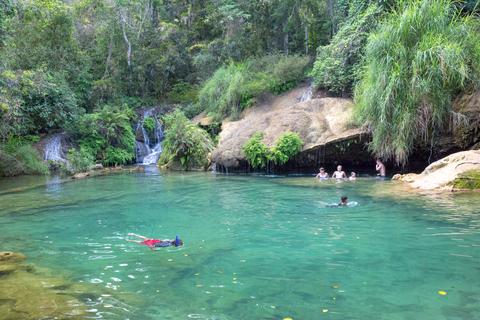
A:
[315,159,386,180]
[128,160,387,251]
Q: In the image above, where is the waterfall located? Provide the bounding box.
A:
[135,109,164,165]
[44,133,66,162]
[298,83,313,102]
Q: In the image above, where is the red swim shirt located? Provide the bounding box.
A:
[142,239,161,247]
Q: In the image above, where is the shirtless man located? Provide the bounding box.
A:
[332,165,347,179]
[376,159,386,177]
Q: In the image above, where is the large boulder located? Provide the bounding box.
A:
[392,150,480,191]
[211,85,367,172]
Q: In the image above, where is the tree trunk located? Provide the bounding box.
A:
[327,0,335,37]
[304,24,309,55]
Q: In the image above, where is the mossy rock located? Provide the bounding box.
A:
[452,170,480,190]
[0,252,26,263]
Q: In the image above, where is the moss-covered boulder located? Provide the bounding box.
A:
[452,170,480,190]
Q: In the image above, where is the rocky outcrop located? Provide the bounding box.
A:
[392,150,480,191]
[211,85,369,172]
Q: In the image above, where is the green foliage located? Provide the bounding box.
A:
[159,109,214,170]
[66,147,94,174]
[242,133,271,169]
[197,55,309,121]
[0,69,81,140]
[166,82,199,104]
[243,131,303,168]
[143,117,156,135]
[0,143,48,177]
[354,0,480,164]
[452,170,480,190]
[310,4,383,94]
[71,105,135,166]
[271,132,303,165]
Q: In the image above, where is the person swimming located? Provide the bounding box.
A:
[326,196,351,207]
[127,233,183,250]
[316,167,329,180]
[338,196,348,206]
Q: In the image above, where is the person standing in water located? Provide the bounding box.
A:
[349,172,357,181]
[376,159,386,177]
[332,165,347,179]
[316,167,329,180]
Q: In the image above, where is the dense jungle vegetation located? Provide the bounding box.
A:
[0,0,479,175]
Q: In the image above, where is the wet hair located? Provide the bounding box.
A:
[173,239,184,247]
[341,196,348,202]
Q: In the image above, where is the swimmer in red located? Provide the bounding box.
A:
[127,233,183,250]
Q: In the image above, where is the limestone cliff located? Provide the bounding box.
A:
[209,85,367,172]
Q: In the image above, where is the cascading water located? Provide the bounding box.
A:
[44,133,66,162]
[135,109,164,165]
[298,82,313,102]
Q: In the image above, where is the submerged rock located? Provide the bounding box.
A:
[393,150,480,191]
[0,251,87,319]
[211,85,368,172]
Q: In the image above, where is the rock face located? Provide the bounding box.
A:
[392,150,480,191]
[211,85,368,172]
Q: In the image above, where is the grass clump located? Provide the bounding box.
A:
[159,109,214,170]
[452,170,480,190]
[354,0,480,165]
[197,55,309,121]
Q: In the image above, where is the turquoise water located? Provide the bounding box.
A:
[1,171,480,319]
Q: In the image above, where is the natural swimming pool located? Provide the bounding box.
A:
[1,171,479,319]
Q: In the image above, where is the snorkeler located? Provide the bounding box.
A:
[127,233,183,249]
[316,167,329,180]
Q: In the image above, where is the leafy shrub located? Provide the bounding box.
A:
[354,0,480,164]
[103,146,134,167]
[66,147,94,174]
[242,131,303,168]
[159,109,214,170]
[242,133,271,169]
[70,105,136,166]
[310,4,383,95]
[197,55,309,121]
[271,132,303,165]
